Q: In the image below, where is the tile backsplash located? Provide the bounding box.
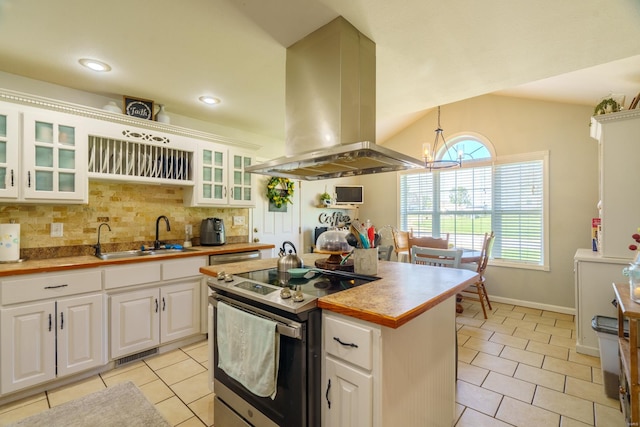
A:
[0,181,249,259]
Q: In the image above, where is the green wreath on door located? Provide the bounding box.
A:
[266,177,294,208]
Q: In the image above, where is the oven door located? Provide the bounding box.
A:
[211,293,320,427]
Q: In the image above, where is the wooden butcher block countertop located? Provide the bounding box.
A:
[0,243,274,277]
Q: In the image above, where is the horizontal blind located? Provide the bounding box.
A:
[494,160,544,264]
[400,172,433,233]
[439,166,492,250]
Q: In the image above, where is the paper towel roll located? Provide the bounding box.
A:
[0,224,20,262]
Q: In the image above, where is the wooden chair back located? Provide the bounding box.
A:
[477,232,495,275]
[408,233,450,250]
[392,230,410,256]
[411,246,462,268]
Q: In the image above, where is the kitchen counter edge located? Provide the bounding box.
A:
[0,243,275,277]
[200,253,479,329]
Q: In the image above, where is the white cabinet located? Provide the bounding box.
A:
[85,119,195,186]
[574,248,627,356]
[110,281,201,359]
[0,104,19,199]
[185,144,255,207]
[322,298,458,427]
[0,101,87,203]
[591,109,640,259]
[107,257,205,359]
[324,358,372,427]
[322,313,376,427]
[0,293,104,394]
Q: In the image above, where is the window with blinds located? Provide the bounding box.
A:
[400,152,547,268]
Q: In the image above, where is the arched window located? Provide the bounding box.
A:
[441,132,495,164]
[400,132,548,270]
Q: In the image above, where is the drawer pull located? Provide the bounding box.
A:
[333,336,358,348]
[325,379,331,409]
[44,284,69,289]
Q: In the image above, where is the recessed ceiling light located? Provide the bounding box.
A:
[79,58,111,72]
[199,96,221,105]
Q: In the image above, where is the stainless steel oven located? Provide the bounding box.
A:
[208,268,378,427]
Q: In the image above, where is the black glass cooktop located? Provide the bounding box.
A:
[234,268,379,298]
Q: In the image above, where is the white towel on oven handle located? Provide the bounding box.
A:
[216,301,280,399]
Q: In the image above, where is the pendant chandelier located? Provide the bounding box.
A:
[422,106,463,171]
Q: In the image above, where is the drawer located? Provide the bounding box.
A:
[104,262,161,289]
[324,313,373,370]
[162,256,207,281]
[1,269,102,305]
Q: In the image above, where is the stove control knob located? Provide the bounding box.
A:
[224,274,234,282]
[293,286,304,302]
[280,287,292,299]
[217,271,226,280]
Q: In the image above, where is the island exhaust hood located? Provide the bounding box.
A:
[245,17,423,181]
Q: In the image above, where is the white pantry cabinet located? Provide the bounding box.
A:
[591,109,640,259]
[574,248,627,356]
[0,101,87,203]
[185,144,255,207]
[0,269,104,395]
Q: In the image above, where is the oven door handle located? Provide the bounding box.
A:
[211,294,303,340]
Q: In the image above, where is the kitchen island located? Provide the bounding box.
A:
[201,253,478,427]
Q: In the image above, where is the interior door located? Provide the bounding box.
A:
[250,175,301,257]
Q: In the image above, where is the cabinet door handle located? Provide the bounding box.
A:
[60,312,64,330]
[48,313,52,332]
[333,336,358,348]
[27,171,31,188]
[44,284,69,289]
[162,297,166,311]
[155,298,159,313]
[325,379,331,409]
[10,169,14,187]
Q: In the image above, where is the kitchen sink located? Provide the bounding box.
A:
[96,247,198,260]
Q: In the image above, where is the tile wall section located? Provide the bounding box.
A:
[0,182,249,259]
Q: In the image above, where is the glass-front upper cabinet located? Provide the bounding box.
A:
[0,105,19,199]
[22,111,87,202]
[185,144,254,207]
[228,151,254,206]
[198,145,227,205]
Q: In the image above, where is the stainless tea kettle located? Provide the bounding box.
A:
[277,241,303,272]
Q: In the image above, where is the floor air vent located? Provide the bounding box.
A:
[115,348,158,367]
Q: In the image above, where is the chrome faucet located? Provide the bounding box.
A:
[93,222,111,256]
[154,215,171,249]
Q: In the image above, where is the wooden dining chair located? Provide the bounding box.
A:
[408,233,450,250]
[392,229,410,262]
[459,232,495,318]
[410,246,462,268]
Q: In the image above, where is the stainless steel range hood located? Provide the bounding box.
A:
[246,17,423,181]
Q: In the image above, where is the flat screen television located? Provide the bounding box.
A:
[335,185,364,204]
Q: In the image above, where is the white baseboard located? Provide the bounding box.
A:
[490,295,575,316]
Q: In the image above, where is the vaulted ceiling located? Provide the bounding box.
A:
[0,0,639,143]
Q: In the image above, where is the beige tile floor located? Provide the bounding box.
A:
[0,299,628,426]
[455,299,626,427]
